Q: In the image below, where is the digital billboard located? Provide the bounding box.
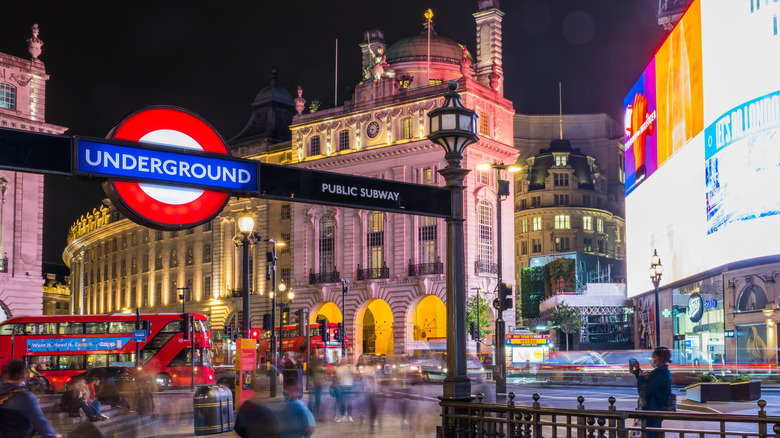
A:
[625,0,780,296]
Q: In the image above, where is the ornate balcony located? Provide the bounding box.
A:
[357,263,389,280]
[474,260,498,275]
[408,258,444,276]
[309,268,340,284]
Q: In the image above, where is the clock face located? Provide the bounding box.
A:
[366,121,380,139]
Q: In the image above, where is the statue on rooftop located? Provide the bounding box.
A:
[27,24,43,60]
[294,86,306,115]
[367,43,395,82]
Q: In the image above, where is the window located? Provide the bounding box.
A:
[319,215,335,273]
[169,249,178,268]
[171,281,178,301]
[280,268,291,286]
[119,284,125,309]
[417,166,437,185]
[583,238,593,252]
[281,233,291,253]
[479,112,489,135]
[532,238,542,253]
[418,216,437,264]
[554,194,569,206]
[103,265,108,281]
[112,239,118,252]
[597,198,602,209]
[111,261,117,279]
[203,277,212,299]
[155,231,163,241]
[596,218,604,233]
[186,228,194,235]
[477,201,493,264]
[583,195,591,207]
[143,230,150,244]
[142,284,148,307]
[338,129,350,151]
[186,247,194,266]
[186,279,194,302]
[121,236,128,249]
[598,239,605,254]
[120,260,126,277]
[367,211,384,270]
[130,282,137,307]
[309,136,321,156]
[281,204,291,219]
[155,283,161,307]
[155,252,163,270]
[477,169,489,185]
[555,237,570,252]
[131,258,137,275]
[531,196,541,208]
[554,173,569,186]
[521,241,528,255]
[132,232,138,247]
[400,118,412,140]
[554,153,568,166]
[619,152,625,184]
[583,216,593,231]
[520,218,528,233]
[532,217,542,231]
[203,221,212,232]
[0,83,17,110]
[554,215,571,229]
[170,231,178,238]
[520,199,527,210]
[203,244,211,263]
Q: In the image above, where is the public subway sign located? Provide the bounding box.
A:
[259,162,453,218]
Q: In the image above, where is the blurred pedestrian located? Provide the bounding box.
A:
[0,359,61,438]
[307,358,325,421]
[67,422,106,438]
[75,378,106,421]
[279,373,315,438]
[235,398,280,438]
[333,359,354,422]
[133,375,158,418]
[632,346,672,438]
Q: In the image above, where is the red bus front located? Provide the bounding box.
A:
[0,313,215,391]
[257,323,347,373]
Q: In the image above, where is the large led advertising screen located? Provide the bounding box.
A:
[625,0,780,296]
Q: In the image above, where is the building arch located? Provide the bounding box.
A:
[409,294,446,341]
[354,298,394,356]
[309,301,343,323]
[737,284,768,312]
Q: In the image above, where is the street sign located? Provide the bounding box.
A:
[259,163,453,217]
[0,127,71,175]
[132,330,147,342]
[725,330,735,338]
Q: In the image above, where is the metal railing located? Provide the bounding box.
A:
[309,268,340,284]
[474,260,498,275]
[409,258,444,276]
[438,393,780,438]
[357,263,389,280]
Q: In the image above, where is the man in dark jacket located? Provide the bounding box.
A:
[633,346,673,438]
[0,359,61,438]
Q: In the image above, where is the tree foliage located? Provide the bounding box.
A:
[520,267,545,319]
[466,294,493,339]
[549,303,583,351]
[546,258,576,297]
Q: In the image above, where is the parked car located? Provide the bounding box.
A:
[417,353,487,383]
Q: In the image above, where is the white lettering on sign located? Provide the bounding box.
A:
[84,148,251,183]
[321,183,400,201]
[688,295,702,317]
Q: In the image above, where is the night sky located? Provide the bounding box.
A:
[1,0,668,265]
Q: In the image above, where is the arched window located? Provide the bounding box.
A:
[310,136,321,156]
[0,83,16,110]
[737,284,768,312]
[400,118,412,140]
[319,215,335,273]
[478,200,493,264]
[367,211,384,270]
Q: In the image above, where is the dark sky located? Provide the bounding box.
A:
[2,0,667,265]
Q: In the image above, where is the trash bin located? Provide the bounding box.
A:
[193,384,233,435]
[282,368,304,398]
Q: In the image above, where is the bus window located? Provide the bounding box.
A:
[261,331,271,339]
[62,322,85,335]
[194,320,207,333]
[201,348,212,367]
[86,354,108,368]
[161,321,183,333]
[108,353,135,367]
[167,349,207,367]
[29,356,56,370]
[58,355,85,370]
[0,324,14,336]
[86,322,108,334]
[108,322,135,334]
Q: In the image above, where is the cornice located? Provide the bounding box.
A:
[296,141,442,171]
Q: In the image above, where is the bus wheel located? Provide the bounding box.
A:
[155,373,173,392]
[29,376,50,394]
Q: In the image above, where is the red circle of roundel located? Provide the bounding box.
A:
[106,107,230,230]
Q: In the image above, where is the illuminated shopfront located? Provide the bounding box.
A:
[672,275,724,365]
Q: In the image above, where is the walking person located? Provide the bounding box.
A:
[279,373,315,438]
[0,359,61,438]
[307,358,325,421]
[334,359,354,422]
[632,346,673,438]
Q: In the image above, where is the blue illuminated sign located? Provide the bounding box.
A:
[76,139,257,192]
[27,337,132,353]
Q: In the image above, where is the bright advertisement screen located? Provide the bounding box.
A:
[625,0,780,296]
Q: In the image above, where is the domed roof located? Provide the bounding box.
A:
[385,31,473,65]
[527,139,596,191]
[253,71,294,106]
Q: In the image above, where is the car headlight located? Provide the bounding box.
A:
[410,366,419,371]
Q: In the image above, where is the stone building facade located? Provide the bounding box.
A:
[0,25,67,320]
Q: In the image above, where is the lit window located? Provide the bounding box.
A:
[596,218,604,233]
[319,216,335,273]
[583,238,593,252]
[555,237,570,252]
[520,219,528,233]
[554,215,571,229]
[554,173,569,186]
[0,83,16,110]
[554,154,568,166]
[400,118,412,140]
[478,201,493,264]
[203,277,212,299]
[418,166,436,185]
[338,130,350,151]
[367,212,385,270]
[429,78,443,86]
[532,217,542,231]
[169,249,178,268]
[310,136,321,156]
[583,216,593,231]
[479,112,489,136]
[418,216,437,264]
[155,252,163,270]
[477,169,489,185]
[186,247,194,265]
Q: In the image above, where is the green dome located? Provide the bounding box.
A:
[385,33,473,66]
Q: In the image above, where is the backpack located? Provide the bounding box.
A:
[60,388,82,413]
[0,388,33,438]
[668,393,677,412]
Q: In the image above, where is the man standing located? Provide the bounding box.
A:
[280,374,315,438]
[0,359,61,438]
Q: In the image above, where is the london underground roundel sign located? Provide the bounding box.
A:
[103,106,231,230]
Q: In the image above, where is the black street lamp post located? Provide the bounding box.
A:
[649,249,664,348]
[428,80,478,401]
[340,279,350,359]
[234,206,258,339]
[275,286,294,368]
[265,238,283,397]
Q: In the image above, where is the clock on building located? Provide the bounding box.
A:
[366,121,380,139]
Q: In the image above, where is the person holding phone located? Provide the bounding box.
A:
[631,346,672,438]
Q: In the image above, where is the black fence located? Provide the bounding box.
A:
[309,269,340,284]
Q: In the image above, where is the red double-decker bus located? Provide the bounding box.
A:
[0,313,215,391]
[257,323,347,372]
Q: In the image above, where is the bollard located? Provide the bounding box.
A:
[193,384,232,435]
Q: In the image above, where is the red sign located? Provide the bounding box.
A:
[104,106,231,230]
[506,334,552,345]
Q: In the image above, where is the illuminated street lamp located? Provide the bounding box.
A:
[649,249,664,348]
[476,162,521,400]
[273,285,294,368]
[428,80,478,400]
[234,206,258,339]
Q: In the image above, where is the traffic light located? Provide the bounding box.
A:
[469,321,477,339]
[335,322,344,343]
[141,320,152,335]
[225,325,233,340]
[262,313,272,331]
[250,327,260,339]
[237,322,245,338]
[296,309,306,337]
[317,317,329,342]
[498,282,513,311]
[181,313,190,340]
